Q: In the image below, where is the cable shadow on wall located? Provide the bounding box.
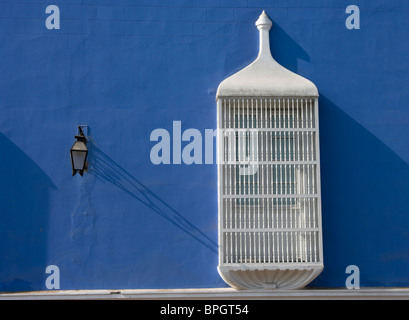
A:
[87,143,218,254]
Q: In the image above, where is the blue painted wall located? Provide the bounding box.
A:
[1,0,409,291]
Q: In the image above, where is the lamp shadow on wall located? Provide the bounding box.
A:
[87,144,218,255]
[310,95,409,287]
[0,133,56,292]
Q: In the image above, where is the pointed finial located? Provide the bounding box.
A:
[256,10,272,30]
[255,10,273,60]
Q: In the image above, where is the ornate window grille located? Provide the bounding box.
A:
[216,11,323,289]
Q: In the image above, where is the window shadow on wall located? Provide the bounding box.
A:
[88,144,218,255]
[0,133,56,292]
[310,95,409,287]
[223,21,310,79]
[269,23,311,73]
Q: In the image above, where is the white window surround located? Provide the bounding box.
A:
[216,11,323,290]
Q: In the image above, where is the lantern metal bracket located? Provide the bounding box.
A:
[77,125,89,138]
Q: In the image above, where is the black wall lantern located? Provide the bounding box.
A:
[70,126,88,176]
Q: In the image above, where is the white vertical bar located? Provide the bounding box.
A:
[278,98,281,162]
[273,98,277,239]
[245,98,250,261]
[289,98,293,262]
[299,99,305,262]
[243,99,249,262]
[228,99,231,163]
[229,102,240,264]
[261,100,265,262]
[223,233,226,263]
[244,231,247,263]
[255,100,259,262]
[230,102,234,241]
[239,98,245,231]
[279,100,283,237]
[280,231,284,262]
[232,99,237,262]
[257,100,262,262]
[311,100,315,163]
[267,100,272,263]
[272,224,275,263]
[233,104,240,259]
[284,99,289,262]
[251,99,255,262]
[235,99,239,263]
[245,98,248,225]
[314,230,318,262]
[240,99,244,231]
[291,98,295,262]
[309,98,312,161]
[218,99,223,265]
[306,97,309,129]
[269,98,272,166]
[296,99,299,162]
[294,229,298,262]
[223,102,230,232]
[274,97,277,129]
[306,105,311,234]
[301,99,304,160]
[278,98,282,192]
[274,98,277,202]
[315,98,322,263]
[292,97,297,231]
[312,167,316,228]
[273,99,277,262]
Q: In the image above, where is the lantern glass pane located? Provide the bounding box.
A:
[71,140,87,171]
[71,150,87,170]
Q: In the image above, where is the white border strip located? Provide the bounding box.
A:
[1,287,409,300]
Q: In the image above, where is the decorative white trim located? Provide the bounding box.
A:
[216,11,322,291]
[1,288,409,300]
[216,97,323,289]
[216,11,318,99]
